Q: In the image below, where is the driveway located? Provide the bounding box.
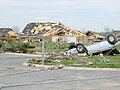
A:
[0,53,120,90]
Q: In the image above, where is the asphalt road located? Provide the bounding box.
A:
[0,53,120,90]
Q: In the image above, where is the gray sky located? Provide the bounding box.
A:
[0,0,120,32]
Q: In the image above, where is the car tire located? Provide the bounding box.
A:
[107,34,118,45]
[76,44,88,54]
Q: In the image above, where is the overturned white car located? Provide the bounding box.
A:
[64,34,120,56]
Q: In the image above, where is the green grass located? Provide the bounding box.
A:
[34,41,69,53]
[2,41,120,68]
[0,41,69,54]
[117,44,120,51]
[27,54,120,68]
[88,55,120,68]
[27,44,120,68]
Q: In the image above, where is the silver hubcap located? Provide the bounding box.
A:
[77,45,83,52]
[109,36,114,42]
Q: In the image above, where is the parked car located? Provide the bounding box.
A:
[64,34,120,56]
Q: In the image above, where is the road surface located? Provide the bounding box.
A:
[0,53,120,90]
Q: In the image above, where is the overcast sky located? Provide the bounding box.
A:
[0,0,120,32]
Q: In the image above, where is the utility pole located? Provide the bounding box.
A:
[42,38,45,67]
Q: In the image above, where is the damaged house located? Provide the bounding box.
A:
[85,31,105,44]
[43,22,87,43]
[0,28,17,42]
[22,22,87,44]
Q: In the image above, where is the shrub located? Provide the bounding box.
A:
[9,47,17,52]
[22,43,30,48]
[19,47,27,53]
[2,42,30,53]
[0,42,2,48]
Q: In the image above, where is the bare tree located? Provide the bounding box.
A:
[104,26,112,33]
[104,26,110,33]
[12,26,20,34]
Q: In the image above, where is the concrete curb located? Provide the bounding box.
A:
[23,62,120,71]
[2,52,42,57]
[63,67,120,71]
[3,53,120,71]
[22,62,53,68]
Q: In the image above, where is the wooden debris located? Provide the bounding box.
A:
[53,59,62,63]
[86,62,93,66]
[48,65,64,70]
[27,58,41,63]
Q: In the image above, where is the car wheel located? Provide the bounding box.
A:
[107,34,118,45]
[76,44,87,53]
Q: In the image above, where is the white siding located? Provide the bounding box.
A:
[52,36,76,43]
[52,37,59,43]
[67,37,76,43]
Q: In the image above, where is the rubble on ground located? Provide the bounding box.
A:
[85,31,105,41]
[48,65,64,70]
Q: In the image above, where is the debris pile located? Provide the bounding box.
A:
[22,22,86,37]
[0,28,15,36]
[27,58,41,63]
[85,31,105,41]
[22,22,88,43]
[48,65,64,70]
[8,31,16,36]
[43,22,86,37]
[85,61,93,66]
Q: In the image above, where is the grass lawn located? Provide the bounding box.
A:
[27,45,120,68]
[43,55,120,68]
[35,42,68,52]
[87,55,120,68]
[1,40,120,68]
[27,54,120,68]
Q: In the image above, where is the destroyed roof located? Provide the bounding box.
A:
[22,23,39,34]
[8,31,16,36]
[85,31,105,39]
[0,28,16,36]
[22,22,86,37]
[43,22,86,37]
[22,22,57,35]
